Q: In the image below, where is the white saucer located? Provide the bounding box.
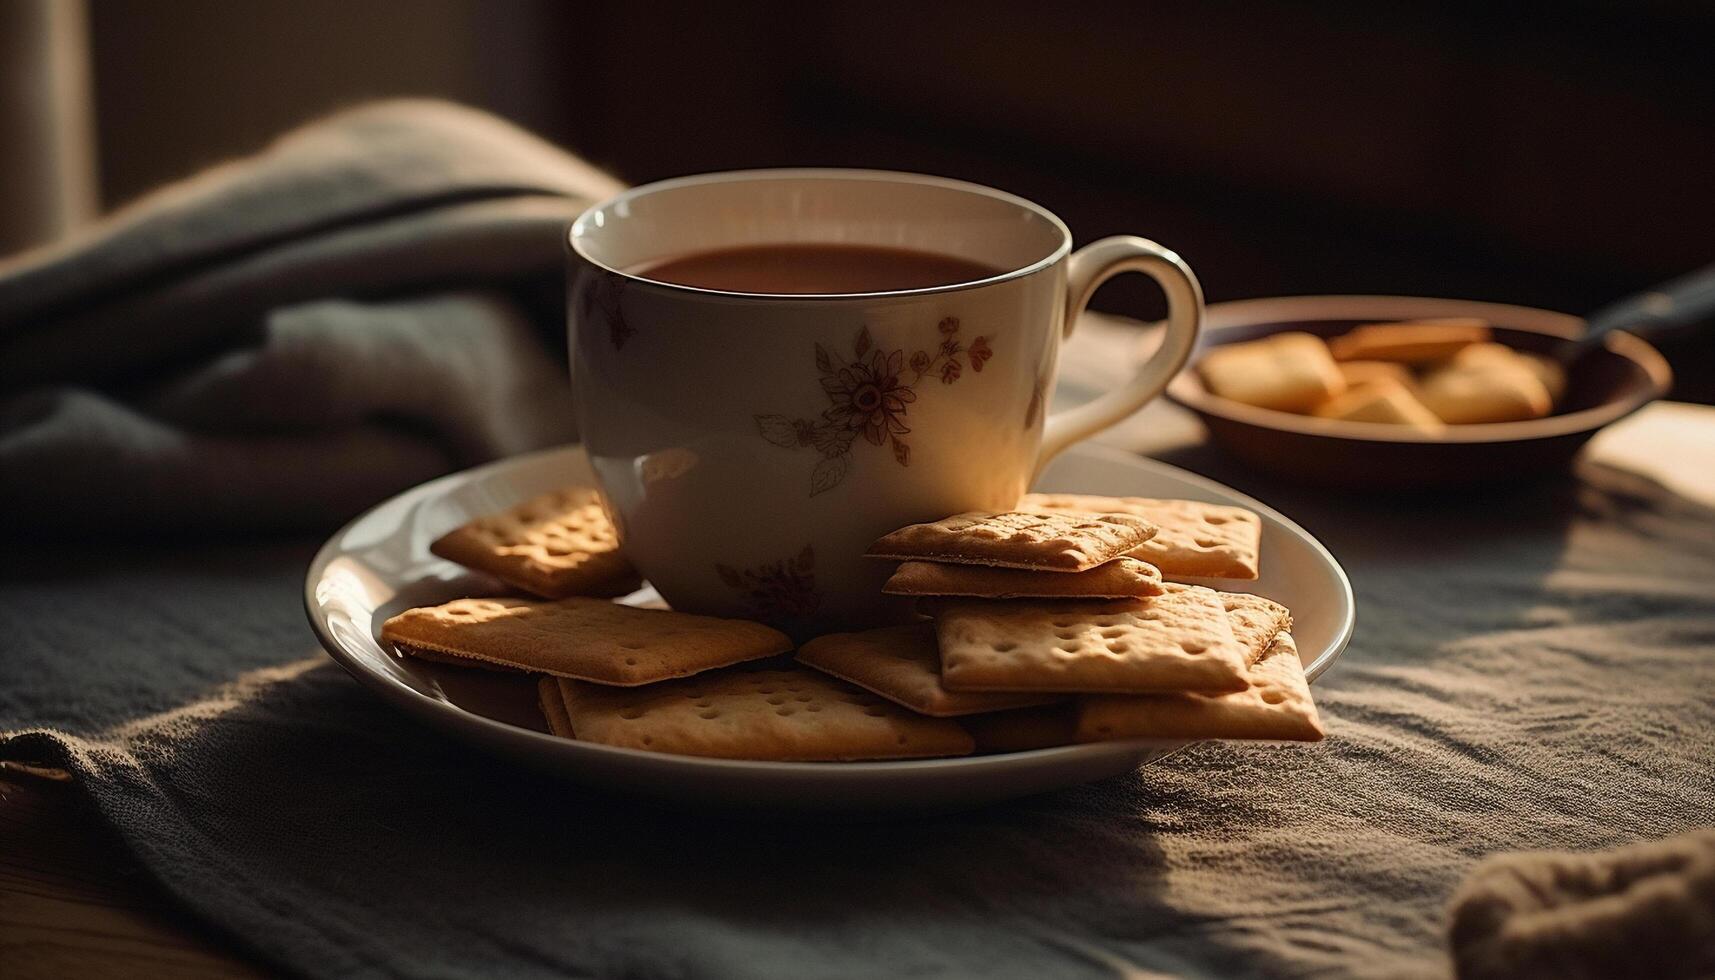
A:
[304,443,1352,813]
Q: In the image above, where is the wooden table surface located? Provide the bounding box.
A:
[3,401,1709,979]
[0,765,262,978]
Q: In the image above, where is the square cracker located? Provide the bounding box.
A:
[431,487,639,599]
[866,510,1157,572]
[1020,493,1261,580]
[381,596,791,686]
[956,594,1288,751]
[538,675,575,738]
[882,557,1164,599]
[797,622,1061,717]
[557,667,974,761]
[936,585,1251,694]
[1074,632,1324,742]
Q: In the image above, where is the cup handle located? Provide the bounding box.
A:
[1034,236,1204,476]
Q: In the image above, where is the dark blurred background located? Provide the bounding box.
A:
[5,0,1713,391]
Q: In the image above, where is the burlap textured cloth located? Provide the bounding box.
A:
[4,395,1712,978]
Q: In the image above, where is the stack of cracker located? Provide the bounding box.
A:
[382,489,976,762]
[1198,318,1565,432]
[380,487,1323,763]
[796,497,1324,751]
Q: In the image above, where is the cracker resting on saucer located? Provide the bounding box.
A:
[866,510,1157,572]
[1075,632,1324,742]
[1020,493,1261,580]
[382,596,791,686]
[936,585,1251,694]
[881,557,1164,599]
[797,622,1061,717]
[431,487,639,598]
[553,668,975,761]
[1218,591,1293,662]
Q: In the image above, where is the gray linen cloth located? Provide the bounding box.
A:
[4,386,1713,978]
[0,99,620,534]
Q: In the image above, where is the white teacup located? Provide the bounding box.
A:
[568,170,1201,632]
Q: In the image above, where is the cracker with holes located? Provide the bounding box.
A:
[381,596,791,685]
[936,584,1251,694]
[866,510,1157,572]
[1217,591,1292,664]
[1074,632,1324,742]
[881,557,1164,600]
[1020,493,1262,580]
[431,487,640,598]
[797,622,1062,717]
[554,668,975,760]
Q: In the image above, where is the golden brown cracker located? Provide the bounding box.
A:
[1311,376,1445,432]
[1453,343,1567,405]
[1328,318,1491,363]
[881,557,1164,599]
[1520,352,1568,404]
[382,596,791,686]
[1020,493,1261,580]
[797,622,1062,717]
[1197,332,1346,413]
[1218,591,1293,663]
[1337,360,1415,390]
[1074,632,1324,742]
[431,487,639,598]
[936,585,1251,694]
[1418,358,1553,424]
[866,510,1157,572]
[558,668,975,761]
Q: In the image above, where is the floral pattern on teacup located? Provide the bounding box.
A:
[755,317,992,496]
[576,270,633,350]
[716,545,821,622]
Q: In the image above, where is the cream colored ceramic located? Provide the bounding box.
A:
[568,170,1203,630]
[304,443,1351,814]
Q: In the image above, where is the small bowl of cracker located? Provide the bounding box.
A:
[1165,295,1672,488]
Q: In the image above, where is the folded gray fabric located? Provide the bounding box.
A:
[0,100,620,534]
[1449,829,1715,980]
[1,292,575,532]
